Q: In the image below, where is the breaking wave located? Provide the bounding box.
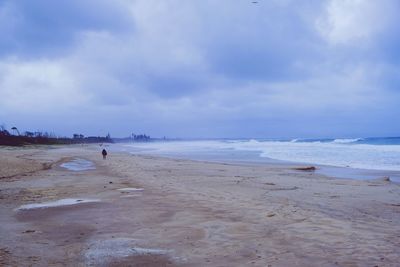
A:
[121,137,400,171]
[332,138,363,144]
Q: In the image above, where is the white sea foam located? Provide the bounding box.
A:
[85,238,170,266]
[16,198,101,210]
[238,140,400,171]
[332,138,362,143]
[60,158,95,171]
[117,188,144,192]
[122,139,400,171]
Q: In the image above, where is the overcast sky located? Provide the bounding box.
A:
[0,0,399,138]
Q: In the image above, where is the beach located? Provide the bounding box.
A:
[1,145,400,266]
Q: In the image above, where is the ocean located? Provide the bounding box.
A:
[116,137,400,182]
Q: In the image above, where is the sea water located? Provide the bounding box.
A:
[117,137,400,182]
[60,158,96,171]
[16,198,101,210]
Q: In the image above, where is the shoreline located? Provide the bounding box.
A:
[1,145,400,266]
[117,147,400,183]
[117,138,400,173]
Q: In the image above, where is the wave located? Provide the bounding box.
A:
[292,137,400,145]
[120,137,400,171]
[288,138,331,144]
[332,138,363,144]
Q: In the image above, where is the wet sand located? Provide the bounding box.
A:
[1,145,400,266]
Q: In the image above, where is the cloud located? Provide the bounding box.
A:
[316,0,399,45]
[0,0,134,58]
[0,0,399,137]
[0,58,89,113]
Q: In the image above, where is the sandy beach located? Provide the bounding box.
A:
[1,145,400,266]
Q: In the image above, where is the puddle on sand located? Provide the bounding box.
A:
[85,238,170,266]
[16,198,101,210]
[60,158,95,171]
[117,188,144,192]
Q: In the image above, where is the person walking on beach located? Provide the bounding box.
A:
[102,149,107,160]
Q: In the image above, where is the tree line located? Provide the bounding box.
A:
[0,125,113,146]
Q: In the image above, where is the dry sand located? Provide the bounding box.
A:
[0,145,400,266]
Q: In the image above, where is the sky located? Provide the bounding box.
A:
[0,0,399,139]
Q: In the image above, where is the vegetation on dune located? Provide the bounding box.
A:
[0,125,113,146]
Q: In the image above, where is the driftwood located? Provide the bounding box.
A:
[293,166,316,171]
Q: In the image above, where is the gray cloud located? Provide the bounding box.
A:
[0,0,133,58]
[0,0,399,138]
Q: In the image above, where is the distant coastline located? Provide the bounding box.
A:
[0,126,157,146]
